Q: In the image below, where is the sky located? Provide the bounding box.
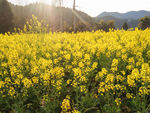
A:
[8,0,150,17]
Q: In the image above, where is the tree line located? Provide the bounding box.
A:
[0,0,150,34]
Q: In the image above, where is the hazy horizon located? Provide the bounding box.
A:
[8,0,150,17]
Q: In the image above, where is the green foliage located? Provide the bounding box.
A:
[95,20,115,32]
[138,16,150,30]
[122,22,129,30]
[0,0,14,33]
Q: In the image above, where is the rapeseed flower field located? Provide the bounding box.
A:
[0,29,150,113]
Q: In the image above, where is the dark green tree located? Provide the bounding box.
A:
[138,16,150,30]
[95,20,115,32]
[122,22,128,30]
[0,0,14,33]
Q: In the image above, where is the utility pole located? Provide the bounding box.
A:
[73,0,76,32]
[59,0,63,32]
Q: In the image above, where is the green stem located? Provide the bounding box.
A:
[83,107,98,113]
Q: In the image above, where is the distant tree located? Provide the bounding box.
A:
[75,22,90,32]
[95,20,115,32]
[107,20,115,30]
[122,22,128,30]
[138,16,150,30]
[0,0,14,33]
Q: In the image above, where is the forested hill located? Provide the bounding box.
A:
[95,10,150,29]
[97,10,150,20]
[9,2,93,31]
[95,16,139,29]
[1,0,150,33]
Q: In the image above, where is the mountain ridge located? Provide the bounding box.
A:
[97,10,150,20]
[95,10,150,29]
[7,1,150,30]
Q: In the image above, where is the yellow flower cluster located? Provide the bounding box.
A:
[115,98,121,106]
[61,96,71,113]
[0,28,150,112]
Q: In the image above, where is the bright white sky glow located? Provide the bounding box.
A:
[8,0,150,17]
